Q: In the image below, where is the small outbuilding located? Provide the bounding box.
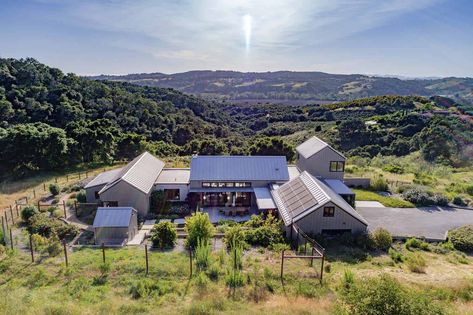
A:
[93,207,138,246]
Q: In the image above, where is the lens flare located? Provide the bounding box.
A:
[243,14,252,52]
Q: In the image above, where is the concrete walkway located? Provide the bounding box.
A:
[357,205,473,241]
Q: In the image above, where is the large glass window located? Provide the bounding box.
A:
[330,161,345,172]
[201,182,252,188]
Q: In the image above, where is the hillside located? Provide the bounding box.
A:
[90,71,473,105]
[0,58,472,178]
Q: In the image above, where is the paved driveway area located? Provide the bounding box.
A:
[357,206,473,241]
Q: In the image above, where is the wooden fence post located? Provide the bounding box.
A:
[74,201,78,217]
[102,243,106,263]
[63,201,67,219]
[280,249,285,279]
[16,205,19,217]
[145,244,149,275]
[66,175,69,182]
[1,217,5,241]
[63,241,69,268]
[4,212,8,230]
[29,234,35,262]
[10,206,14,224]
[9,228,14,250]
[25,196,28,204]
[43,183,46,191]
[79,173,81,180]
[189,246,193,277]
[311,248,314,267]
[37,201,40,210]
[320,255,325,284]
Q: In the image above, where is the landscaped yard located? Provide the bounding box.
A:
[1,232,473,314]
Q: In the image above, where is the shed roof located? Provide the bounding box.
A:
[272,171,367,226]
[189,156,289,182]
[84,168,122,189]
[155,168,190,184]
[323,179,354,195]
[287,165,301,180]
[93,207,136,228]
[253,187,277,209]
[99,152,165,195]
[296,136,345,160]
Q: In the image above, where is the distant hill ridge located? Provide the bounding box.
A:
[89,70,473,105]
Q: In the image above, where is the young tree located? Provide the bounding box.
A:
[150,221,177,249]
[185,212,214,248]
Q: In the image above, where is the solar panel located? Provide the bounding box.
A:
[278,177,318,219]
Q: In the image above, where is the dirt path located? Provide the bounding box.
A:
[59,193,92,231]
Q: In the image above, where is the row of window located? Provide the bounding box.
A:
[202,182,252,188]
[329,161,345,172]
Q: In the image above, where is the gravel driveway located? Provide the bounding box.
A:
[357,206,473,241]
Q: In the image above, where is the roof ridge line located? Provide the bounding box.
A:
[121,152,148,183]
[304,172,331,201]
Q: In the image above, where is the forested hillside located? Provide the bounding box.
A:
[91,70,473,105]
[0,58,472,178]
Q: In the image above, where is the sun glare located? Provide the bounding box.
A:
[243,14,252,52]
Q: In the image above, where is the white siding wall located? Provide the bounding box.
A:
[85,184,105,203]
[154,184,189,202]
[99,181,150,217]
[296,147,345,180]
[295,201,367,235]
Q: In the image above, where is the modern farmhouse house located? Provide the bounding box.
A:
[85,136,367,236]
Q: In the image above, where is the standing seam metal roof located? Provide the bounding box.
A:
[84,168,123,189]
[189,156,289,181]
[93,207,136,228]
[296,136,345,159]
[272,171,367,226]
[99,152,165,195]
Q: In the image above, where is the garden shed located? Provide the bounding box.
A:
[93,207,138,246]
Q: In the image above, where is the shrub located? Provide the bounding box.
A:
[341,270,355,290]
[150,221,177,249]
[195,238,211,271]
[244,214,284,247]
[402,187,449,206]
[69,184,82,192]
[49,183,60,196]
[229,238,243,270]
[223,224,247,249]
[449,225,473,252]
[406,253,427,273]
[338,274,444,315]
[372,228,392,251]
[76,190,87,203]
[355,233,376,250]
[382,164,404,174]
[46,235,62,257]
[388,248,404,263]
[21,205,39,222]
[0,229,4,246]
[185,212,214,248]
[453,196,467,206]
[405,238,429,251]
[225,270,245,288]
[150,190,169,214]
[370,175,389,191]
[207,263,221,281]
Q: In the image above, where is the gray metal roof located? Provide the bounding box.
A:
[190,156,289,182]
[155,168,190,184]
[99,152,165,194]
[272,171,367,226]
[324,179,354,195]
[253,187,277,209]
[296,136,345,159]
[93,207,136,228]
[84,168,122,189]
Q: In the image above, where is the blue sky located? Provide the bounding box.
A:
[0,0,472,77]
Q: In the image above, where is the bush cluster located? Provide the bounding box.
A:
[338,273,445,314]
[49,184,60,196]
[402,187,448,206]
[21,205,40,222]
[448,225,473,252]
[150,221,177,249]
[222,214,285,248]
[405,238,429,251]
[370,176,389,191]
[27,213,79,240]
[185,212,214,248]
[371,228,393,251]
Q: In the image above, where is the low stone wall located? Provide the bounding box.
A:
[344,177,371,189]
